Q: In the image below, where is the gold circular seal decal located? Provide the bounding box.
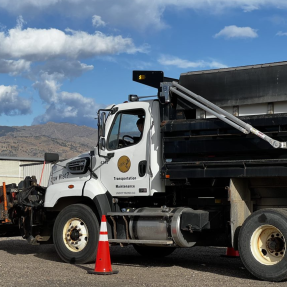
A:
[117,156,131,173]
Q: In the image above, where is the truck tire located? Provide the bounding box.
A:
[133,244,176,257]
[53,204,99,264]
[238,208,287,282]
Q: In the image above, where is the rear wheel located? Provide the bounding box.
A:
[53,204,99,264]
[133,244,176,257]
[239,208,287,282]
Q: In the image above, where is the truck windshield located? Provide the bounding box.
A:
[107,110,145,150]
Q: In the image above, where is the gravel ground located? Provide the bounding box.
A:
[0,237,285,287]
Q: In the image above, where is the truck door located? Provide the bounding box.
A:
[99,105,151,197]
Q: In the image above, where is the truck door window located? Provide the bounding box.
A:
[107,111,145,150]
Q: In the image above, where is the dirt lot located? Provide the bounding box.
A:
[0,237,285,287]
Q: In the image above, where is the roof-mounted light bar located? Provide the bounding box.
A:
[128,94,157,102]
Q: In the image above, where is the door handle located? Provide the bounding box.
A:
[138,160,147,177]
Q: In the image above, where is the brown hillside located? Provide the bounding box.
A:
[0,122,98,159]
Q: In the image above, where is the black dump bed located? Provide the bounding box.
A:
[160,61,287,179]
[179,61,287,107]
[161,113,287,179]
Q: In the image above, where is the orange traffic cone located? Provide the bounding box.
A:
[88,215,118,275]
[222,247,240,258]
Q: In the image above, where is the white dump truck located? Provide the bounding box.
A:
[2,61,287,281]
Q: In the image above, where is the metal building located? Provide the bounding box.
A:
[22,162,52,187]
[0,157,52,187]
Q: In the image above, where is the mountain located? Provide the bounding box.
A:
[0,122,98,159]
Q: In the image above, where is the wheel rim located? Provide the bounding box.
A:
[63,218,89,252]
[250,224,286,265]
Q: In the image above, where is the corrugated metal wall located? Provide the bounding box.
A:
[22,163,52,187]
[0,160,35,185]
[0,159,51,187]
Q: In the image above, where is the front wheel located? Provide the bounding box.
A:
[239,208,287,282]
[53,204,99,264]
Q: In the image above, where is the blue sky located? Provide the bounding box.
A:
[1,0,287,128]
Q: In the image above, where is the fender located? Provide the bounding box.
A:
[84,178,114,237]
[44,181,84,207]
[82,177,114,214]
[92,192,113,218]
[44,178,108,208]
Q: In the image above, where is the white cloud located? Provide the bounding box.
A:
[0,27,146,61]
[32,73,103,126]
[0,17,146,111]
[32,59,93,80]
[0,1,167,30]
[241,4,259,12]
[0,23,6,31]
[158,55,227,69]
[0,85,31,116]
[1,1,287,30]
[92,15,106,27]
[0,59,31,75]
[214,25,258,39]
[16,15,26,30]
[276,31,287,36]
[0,16,148,126]
[33,75,61,103]
[32,90,103,127]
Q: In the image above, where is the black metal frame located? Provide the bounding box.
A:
[163,159,287,179]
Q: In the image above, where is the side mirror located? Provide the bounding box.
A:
[99,112,107,137]
[44,153,59,163]
[129,94,139,102]
[97,107,114,159]
[99,137,106,151]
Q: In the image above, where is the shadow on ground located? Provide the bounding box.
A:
[109,245,254,281]
[0,237,254,281]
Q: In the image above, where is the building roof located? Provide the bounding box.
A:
[0,156,44,162]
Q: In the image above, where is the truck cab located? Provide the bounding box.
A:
[97,100,163,197]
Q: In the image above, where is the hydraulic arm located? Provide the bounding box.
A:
[170,81,287,149]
